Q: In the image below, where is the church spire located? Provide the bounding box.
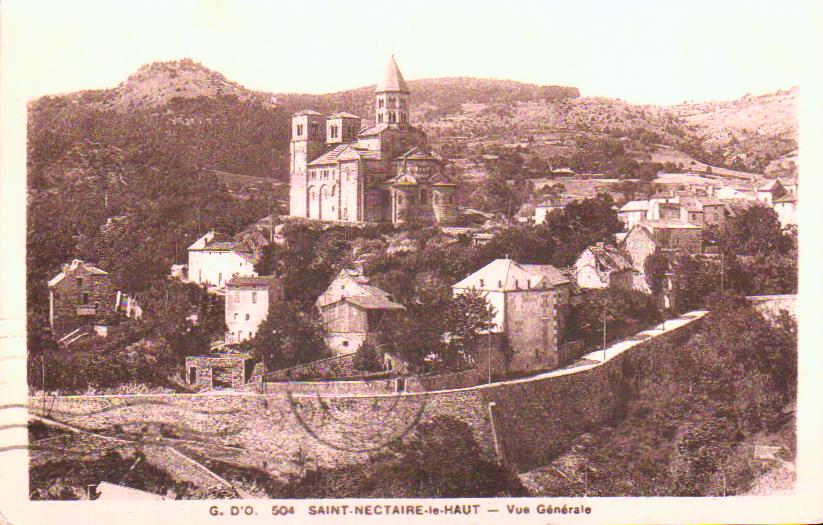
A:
[375,55,410,126]
[376,55,410,94]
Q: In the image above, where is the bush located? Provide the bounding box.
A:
[352,341,383,372]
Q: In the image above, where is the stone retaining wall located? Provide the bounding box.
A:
[31,311,706,477]
[266,352,358,381]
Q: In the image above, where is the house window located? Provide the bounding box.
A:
[420,189,427,202]
[479,279,485,287]
[234,313,238,320]
[498,280,503,288]
[81,292,90,305]
[245,314,250,321]
[252,292,257,304]
[343,341,349,348]
[76,277,83,287]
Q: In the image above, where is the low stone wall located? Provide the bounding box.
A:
[262,378,399,395]
[746,294,796,323]
[266,352,358,381]
[31,311,706,477]
[405,368,479,393]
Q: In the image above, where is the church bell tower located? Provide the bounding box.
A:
[375,55,410,127]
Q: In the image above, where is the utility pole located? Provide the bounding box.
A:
[602,301,607,362]
[720,250,725,293]
[487,333,492,385]
[41,356,46,414]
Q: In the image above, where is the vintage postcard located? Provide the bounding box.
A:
[1,0,822,523]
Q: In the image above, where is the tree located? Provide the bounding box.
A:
[482,172,525,220]
[720,205,793,256]
[352,341,383,372]
[643,249,670,296]
[442,290,496,367]
[244,301,328,372]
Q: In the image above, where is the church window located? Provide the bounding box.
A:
[330,125,338,139]
[296,124,304,136]
[311,122,319,134]
[331,185,336,196]
[378,98,384,109]
[378,114,383,124]
[420,189,427,202]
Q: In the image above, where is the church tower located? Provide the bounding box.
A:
[289,110,326,218]
[375,55,410,126]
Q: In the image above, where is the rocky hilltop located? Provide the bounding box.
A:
[28,58,797,183]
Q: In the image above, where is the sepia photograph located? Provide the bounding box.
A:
[1,0,821,523]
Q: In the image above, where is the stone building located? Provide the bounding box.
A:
[289,56,458,224]
[187,231,256,288]
[48,259,117,335]
[773,193,797,228]
[573,243,634,290]
[185,354,255,390]
[225,275,285,344]
[452,259,571,375]
[756,179,787,206]
[315,268,404,355]
[678,196,727,227]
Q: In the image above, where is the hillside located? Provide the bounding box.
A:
[28,58,797,186]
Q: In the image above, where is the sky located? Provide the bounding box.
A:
[0,0,814,105]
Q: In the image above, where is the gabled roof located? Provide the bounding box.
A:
[359,123,390,137]
[226,275,280,287]
[308,144,357,166]
[452,259,569,292]
[579,244,634,273]
[376,55,410,94]
[327,111,362,119]
[48,259,109,287]
[773,193,797,203]
[397,145,443,162]
[758,179,784,192]
[316,269,404,311]
[619,200,650,212]
[639,219,701,230]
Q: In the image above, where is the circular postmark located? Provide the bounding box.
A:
[284,382,429,454]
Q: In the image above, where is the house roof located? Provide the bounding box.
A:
[48,259,108,287]
[639,219,701,230]
[773,193,797,203]
[226,275,280,287]
[397,145,443,162]
[758,179,783,192]
[619,200,650,212]
[328,111,362,119]
[316,269,404,310]
[376,55,410,93]
[581,244,634,273]
[293,109,323,117]
[452,259,569,292]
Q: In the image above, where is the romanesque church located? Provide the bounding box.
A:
[289,56,457,224]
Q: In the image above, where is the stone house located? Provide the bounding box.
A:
[636,219,702,254]
[48,259,117,335]
[187,231,256,288]
[617,200,650,231]
[773,193,797,228]
[756,179,787,206]
[451,258,571,375]
[316,269,405,355]
[678,196,727,227]
[225,275,285,344]
[185,354,255,390]
[573,243,634,290]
